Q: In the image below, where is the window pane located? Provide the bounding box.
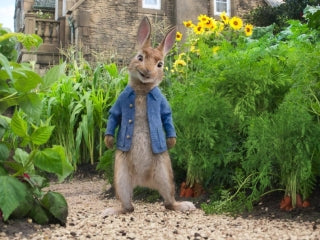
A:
[145,0,157,4]
[143,0,161,9]
[217,2,227,12]
[214,0,230,15]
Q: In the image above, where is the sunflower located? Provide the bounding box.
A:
[193,23,204,35]
[183,20,194,28]
[229,16,243,30]
[220,11,229,25]
[176,31,183,41]
[203,17,217,31]
[244,24,253,37]
[173,59,187,71]
[198,14,209,24]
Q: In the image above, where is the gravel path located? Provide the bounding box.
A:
[1,178,319,240]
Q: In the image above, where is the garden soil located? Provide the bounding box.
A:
[1,167,320,240]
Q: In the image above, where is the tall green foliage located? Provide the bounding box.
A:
[41,49,128,168]
[165,9,320,213]
[0,29,72,224]
[170,83,240,187]
[246,88,320,205]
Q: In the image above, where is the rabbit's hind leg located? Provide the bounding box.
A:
[153,152,196,212]
[102,151,134,217]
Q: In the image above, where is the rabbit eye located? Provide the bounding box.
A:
[137,55,143,61]
[157,61,163,68]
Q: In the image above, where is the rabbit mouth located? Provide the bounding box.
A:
[138,71,154,83]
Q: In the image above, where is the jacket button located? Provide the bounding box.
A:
[126,135,131,139]
[128,119,133,123]
[129,104,133,108]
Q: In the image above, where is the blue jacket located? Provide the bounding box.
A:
[105,85,176,154]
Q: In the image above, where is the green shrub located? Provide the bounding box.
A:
[246,0,320,33]
[165,9,320,214]
[0,31,72,224]
[41,48,128,168]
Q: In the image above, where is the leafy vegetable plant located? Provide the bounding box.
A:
[0,27,73,224]
[165,9,320,214]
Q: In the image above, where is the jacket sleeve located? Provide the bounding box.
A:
[160,97,176,138]
[105,99,122,136]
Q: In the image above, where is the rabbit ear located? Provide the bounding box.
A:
[158,27,176,56]
[137,17,151,48]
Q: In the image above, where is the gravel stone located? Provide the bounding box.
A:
[0,178,319,240]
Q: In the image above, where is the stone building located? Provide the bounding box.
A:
[14,0,282,70]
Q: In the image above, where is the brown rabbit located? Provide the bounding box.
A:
[102,17,195,216]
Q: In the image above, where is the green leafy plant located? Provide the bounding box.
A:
[303,5,320,30]
[0,31,72,224]
[164,8,320,214]
[246,0,320,33]
[42,48,128,168]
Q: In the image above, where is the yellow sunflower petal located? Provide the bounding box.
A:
[229,16,243,30]
[244,24,254,36]
[193,23,204,35]
[220,11,229,24]
[176,31,183,41]
[183,20,194,28]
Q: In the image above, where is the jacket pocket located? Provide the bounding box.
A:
[117,125,127,148]
[157,127,166,149]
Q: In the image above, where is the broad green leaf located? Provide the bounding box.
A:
[10,191,33,219]
[29,174,49,189]
[0,69,10,81]
[0,88,18,113]
[0,115,9,138]
[0,176,28,221]
[29,203,49,225]
[31,126,55,145]
[12,69,42,93]
[15,33,43,50]
[41,191,68,225]
[0,53,13,80]
[4,161,24,173]
[0,165,7,175]
[13,148,29,166]
[41,62,66,91]
[19,92,43,119]
[34,146,73,182]
[0,143,9,161]
[10,111,28,137]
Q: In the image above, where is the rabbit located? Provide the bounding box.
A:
[102,17,196,216]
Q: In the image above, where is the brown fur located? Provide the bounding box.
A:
[102,17,195,216]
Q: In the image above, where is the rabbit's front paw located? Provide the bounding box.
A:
[104,135,114,149]
[166,137,176,149]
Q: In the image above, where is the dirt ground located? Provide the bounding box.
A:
[1,168,320,240]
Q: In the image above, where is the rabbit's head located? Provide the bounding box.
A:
[128,17,176,93]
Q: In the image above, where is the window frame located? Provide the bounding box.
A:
[142,0,161,10]
[213,0,231,16]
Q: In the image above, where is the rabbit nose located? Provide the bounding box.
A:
[140,69,150,78]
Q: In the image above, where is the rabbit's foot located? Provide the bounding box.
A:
[101,206,134,218]
[166,201,196,212]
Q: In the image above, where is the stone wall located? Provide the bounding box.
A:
[15,0,270,68]
[233,0,267,18]
[71,0,175,64]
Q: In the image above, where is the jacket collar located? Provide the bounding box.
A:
[124,85,161,100]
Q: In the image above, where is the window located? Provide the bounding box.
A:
[213,0,231,16]
[142,0,161,10]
